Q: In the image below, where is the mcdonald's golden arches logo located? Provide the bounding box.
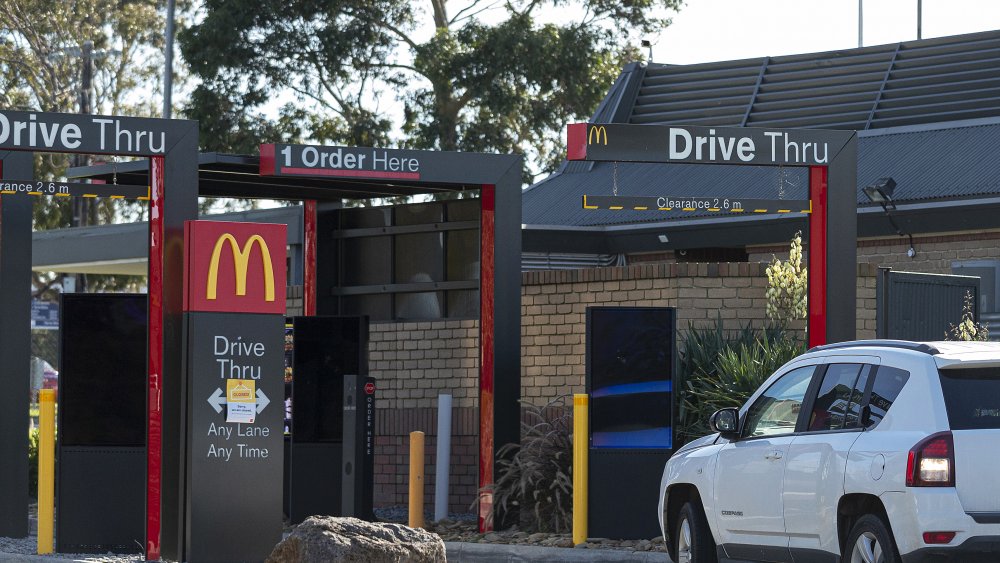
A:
[184,220,287,315]
[588,125,608,145]
[207,234,275,302]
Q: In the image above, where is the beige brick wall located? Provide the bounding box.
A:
[285,285,303,317]
[746,231,1000,274]
[520,262,878,405]
[287,258,880,512]
[855,231,1000,273]
[368,319,479,410]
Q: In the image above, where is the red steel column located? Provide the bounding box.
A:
[146,156,165,560]
[808,166,828,348]
[478,185,496,532]
[304,200,317,316]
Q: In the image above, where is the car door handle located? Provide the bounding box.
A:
[764,450,783,460]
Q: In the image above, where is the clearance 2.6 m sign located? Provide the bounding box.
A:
[569,123,852,166]
[183,221,287,315]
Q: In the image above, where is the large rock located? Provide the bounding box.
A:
[267,516,447,563]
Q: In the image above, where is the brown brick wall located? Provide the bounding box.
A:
[367,320,481,512]
[374,407,479,514]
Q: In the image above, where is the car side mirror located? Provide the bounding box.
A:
[709,407,740,437]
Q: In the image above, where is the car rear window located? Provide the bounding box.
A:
[938,368,1000,430]
[866,366,909,428]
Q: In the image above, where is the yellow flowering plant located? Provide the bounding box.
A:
[765,232,808,326]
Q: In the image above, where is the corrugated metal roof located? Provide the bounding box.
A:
[525,118,1000,227]
[631,29,1000,130]
[857,120,1000,201]
[527,30,1000,229]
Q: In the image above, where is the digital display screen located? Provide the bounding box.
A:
[291,316,366,443]
[588,307,674,449]
[59,294,147,447]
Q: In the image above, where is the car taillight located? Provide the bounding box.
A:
[906,431,955,487]
[922,531,956,544]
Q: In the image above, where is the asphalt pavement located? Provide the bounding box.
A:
[0,542,671,563]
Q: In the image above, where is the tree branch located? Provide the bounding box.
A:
[453,0,505,24]
[380,20,418,51]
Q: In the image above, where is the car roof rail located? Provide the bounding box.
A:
[808,340,940,355]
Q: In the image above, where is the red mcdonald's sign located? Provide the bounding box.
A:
[183,221,287,315]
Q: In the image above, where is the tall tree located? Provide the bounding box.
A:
[0,0,173,294]
[181,0,682,181]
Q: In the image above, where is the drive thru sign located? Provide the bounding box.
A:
[183,220,286,562]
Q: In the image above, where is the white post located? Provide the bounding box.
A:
[434,393,453,522]
[858,0,864,48]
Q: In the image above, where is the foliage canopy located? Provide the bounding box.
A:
[181,0,682,182]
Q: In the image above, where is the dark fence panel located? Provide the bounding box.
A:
[877,269,981,341]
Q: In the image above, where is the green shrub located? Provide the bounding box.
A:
[28,428,39,498]
[676,318,804,444]
[482,396,573,533]
[947,290,989,341]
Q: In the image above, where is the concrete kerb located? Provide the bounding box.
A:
[444,542,671,563]
[0,555,94,563]
[0,543,672,563]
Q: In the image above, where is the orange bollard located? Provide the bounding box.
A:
[37,389,55,554]
[408,431,425,528]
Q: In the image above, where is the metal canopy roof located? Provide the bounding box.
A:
[631,29,1000,130]
[67,152,477,201]
[525,117,1000,229]
[31,206,303,276]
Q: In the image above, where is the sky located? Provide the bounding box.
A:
[651,0,1000,65]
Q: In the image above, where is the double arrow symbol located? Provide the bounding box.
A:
[207,388,270,414]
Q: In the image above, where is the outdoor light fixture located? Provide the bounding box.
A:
[863,177,896,207]
[864,176,916,258]
[641,39,653,62]
[658,234,669,243]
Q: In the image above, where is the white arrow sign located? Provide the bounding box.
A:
[208,388,226,413]
[207,386,270,414]
[256,388,270,414]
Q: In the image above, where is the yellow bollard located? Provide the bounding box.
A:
[37,389,55,554]
[573,394,589,545]
[408,431,425,529]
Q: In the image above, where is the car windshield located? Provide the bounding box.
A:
[938,367,1000,430]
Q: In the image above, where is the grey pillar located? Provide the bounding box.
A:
[0,150,34,538]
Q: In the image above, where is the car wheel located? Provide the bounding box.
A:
[844,514,900,563]
[675,501,717,563]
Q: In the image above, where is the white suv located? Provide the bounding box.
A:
[658,340,1000,563]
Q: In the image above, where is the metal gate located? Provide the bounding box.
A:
[876,268,982,341]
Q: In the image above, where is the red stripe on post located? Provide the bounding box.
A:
[566,123,589,161]
[808,166,828,348]
[478,184,495,532]
[304,200,317,316]
[146,156,165,561]
[259,144,275,175]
